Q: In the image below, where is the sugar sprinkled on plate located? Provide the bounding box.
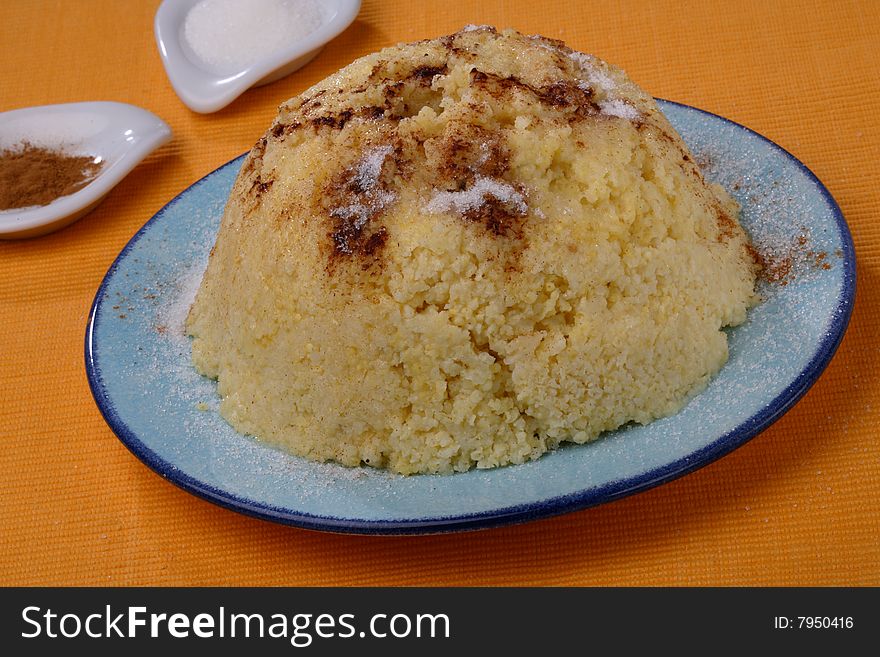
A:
[156,260,207,342]
[693,145,837,291]
[183,0,326,75]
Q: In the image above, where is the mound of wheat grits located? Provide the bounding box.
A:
[187,27,759,475]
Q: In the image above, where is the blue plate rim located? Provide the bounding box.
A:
[84,99,857,535]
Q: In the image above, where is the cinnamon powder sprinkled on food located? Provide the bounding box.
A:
[0,142,103,210]
[326,145,397,260]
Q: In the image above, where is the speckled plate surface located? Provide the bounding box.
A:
[85,100,855,534]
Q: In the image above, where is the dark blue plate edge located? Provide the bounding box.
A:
[84,100,857,536]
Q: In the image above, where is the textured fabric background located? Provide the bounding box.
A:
[1,0,877,585]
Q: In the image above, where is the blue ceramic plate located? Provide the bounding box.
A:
[85,101,855,534]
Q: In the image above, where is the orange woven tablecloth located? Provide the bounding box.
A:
[1,0,877,586]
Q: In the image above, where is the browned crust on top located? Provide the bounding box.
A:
[249,27,654,277]
[468,69,602,118]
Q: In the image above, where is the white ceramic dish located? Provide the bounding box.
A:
[0,102,172,239]
[155,0,362,113]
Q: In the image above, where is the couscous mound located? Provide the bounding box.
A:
[187,27,758,474]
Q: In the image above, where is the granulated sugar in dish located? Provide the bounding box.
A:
[183,0,326,75]
[186,27,760,475]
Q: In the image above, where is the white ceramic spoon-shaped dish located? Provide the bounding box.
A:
[155,0,362,114]
[0,102,172,239]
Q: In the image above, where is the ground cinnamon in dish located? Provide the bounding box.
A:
[0,142,103,211]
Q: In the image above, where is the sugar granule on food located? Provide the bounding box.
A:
[599,98,640,121]
[425,177,528,216]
